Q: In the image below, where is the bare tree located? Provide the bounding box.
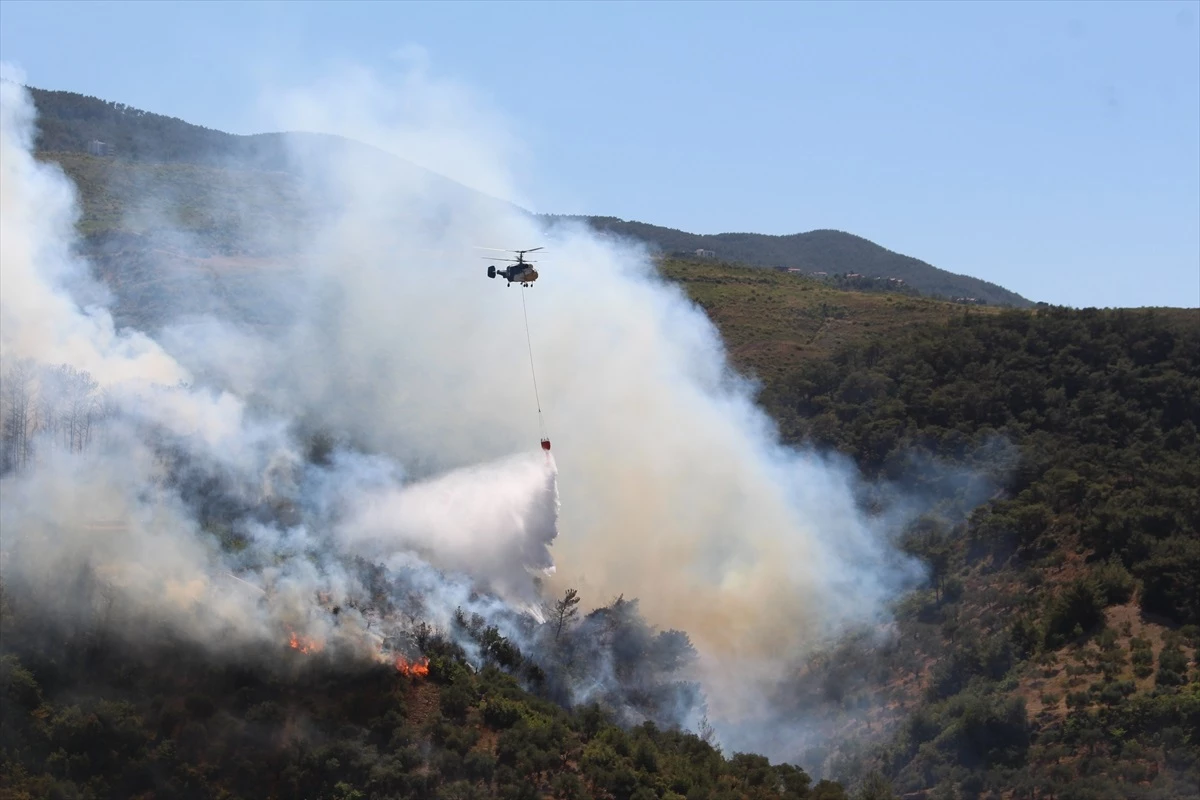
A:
[41,364,101,454]
[39,364,65,451]
[90,388,116,448]
[553,587,581,641]
[63,365,99,453]
[1,358,38,473]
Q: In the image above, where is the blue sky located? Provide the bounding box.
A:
[1,0,1197,308]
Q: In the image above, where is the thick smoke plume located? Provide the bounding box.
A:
[0,64,559,667]
[0,59,942,759]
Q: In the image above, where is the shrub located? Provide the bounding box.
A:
[482,698,522,730]
[440,683,474,722]
[1044,579,1106,648]
[1091,558,1136,605]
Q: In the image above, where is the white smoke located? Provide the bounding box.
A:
[0,67,561,658]
[324,448,560,610]
[0,68,186,388]
[0,56,937,760]
[238,65,925,715]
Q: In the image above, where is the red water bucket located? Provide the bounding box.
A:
[540,438,551,451]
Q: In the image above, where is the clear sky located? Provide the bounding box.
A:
[1,0,1197,308]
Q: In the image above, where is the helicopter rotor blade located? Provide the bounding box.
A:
[474,246,546,254]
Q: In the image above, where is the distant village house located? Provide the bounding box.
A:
[87,140,114,157]
[694,249,715,258]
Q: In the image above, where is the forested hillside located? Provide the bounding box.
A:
[29,87,281,168]
[545,216,1032,308]
[719,297,1200,798]
[0,586,846,800]
[656,258,1006,389]
[30,86,414,178]
[6,84,1197,800]
[6,243,1195,797]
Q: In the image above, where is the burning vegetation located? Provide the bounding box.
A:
[287,628,325,655]
[394,655,430,677]
[0,507,831,799]
[0,585,842,799]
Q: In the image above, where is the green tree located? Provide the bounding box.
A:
[853,770,896,800]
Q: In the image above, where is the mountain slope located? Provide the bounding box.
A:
[657,257,1005,388]
[8,83,1200,800]
[1,588,848,800]
[545,215,1033,308]
[661,259,1200,797]
[28,86,523,219]
[28,84,1030,307]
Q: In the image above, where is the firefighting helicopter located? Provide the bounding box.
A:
[481,247,543,287]
[477,245,553,454]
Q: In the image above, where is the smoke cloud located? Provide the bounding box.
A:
[0,57,943,760]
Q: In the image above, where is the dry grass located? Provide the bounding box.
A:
[657,258,1003,387]
[404,678,442,730]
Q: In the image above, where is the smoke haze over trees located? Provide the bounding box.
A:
[0,59,939,799]
[3,55,1199,800]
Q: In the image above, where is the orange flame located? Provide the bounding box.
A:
[287,629,324,655]
[395,655,430,678]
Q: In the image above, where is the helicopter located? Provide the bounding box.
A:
[481,247,543,287]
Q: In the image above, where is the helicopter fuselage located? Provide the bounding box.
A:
[491,265,538,284]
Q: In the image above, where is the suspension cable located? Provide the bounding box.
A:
[520,287,548,440]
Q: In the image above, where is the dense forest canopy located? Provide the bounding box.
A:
[753,304,1200,798]
[769,305,1200,628]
